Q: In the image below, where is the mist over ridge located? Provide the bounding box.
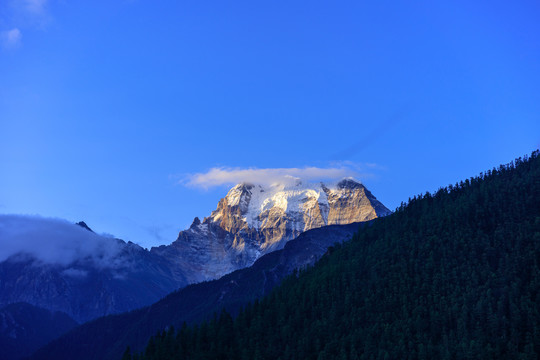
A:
[0,214,124,268]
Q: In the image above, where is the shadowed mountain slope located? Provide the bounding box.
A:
[30,221,365,360]
[0,302,78,360]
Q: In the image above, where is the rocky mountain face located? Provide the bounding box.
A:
[0,218,187,324]
[151,178,390,282]
[0,244,186,324]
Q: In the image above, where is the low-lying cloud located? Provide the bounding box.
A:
[184,166,359,189]
[0,214,124,267]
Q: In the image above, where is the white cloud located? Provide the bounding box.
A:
[1,28,22,48]
[184,166,360,189]
[0,214,125,267]
[21,0,48,14]
[1,0,51,44]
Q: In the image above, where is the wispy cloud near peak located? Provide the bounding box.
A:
[183,166,360,189]
[0,214,124,267]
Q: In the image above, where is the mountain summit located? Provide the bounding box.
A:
[209,178,389,245]
[152,178,390,282]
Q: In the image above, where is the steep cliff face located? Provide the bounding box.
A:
[325,179,390,225]
[152,178,390,281]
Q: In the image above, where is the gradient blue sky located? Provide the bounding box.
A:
[1,0,539,248]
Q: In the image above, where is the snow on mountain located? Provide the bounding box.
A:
[152,178,390,282]
[208,178,390,248]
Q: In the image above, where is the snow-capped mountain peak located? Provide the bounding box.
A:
[208,178,388,231]
[152,178,391,284]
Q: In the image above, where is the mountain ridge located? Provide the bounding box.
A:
[29,221,367,360]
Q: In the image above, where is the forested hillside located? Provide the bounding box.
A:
[132,151,540,360]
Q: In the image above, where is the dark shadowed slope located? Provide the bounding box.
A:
[0,238,187,324]
[0,217,189,324]
[30,221,365,360]
[0,303,78,360]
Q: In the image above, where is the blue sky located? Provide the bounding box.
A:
[1,0,539,248]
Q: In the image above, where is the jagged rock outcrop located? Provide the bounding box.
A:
[152,178,390,281]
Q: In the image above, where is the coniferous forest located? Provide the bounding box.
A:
[127,151,540,360]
